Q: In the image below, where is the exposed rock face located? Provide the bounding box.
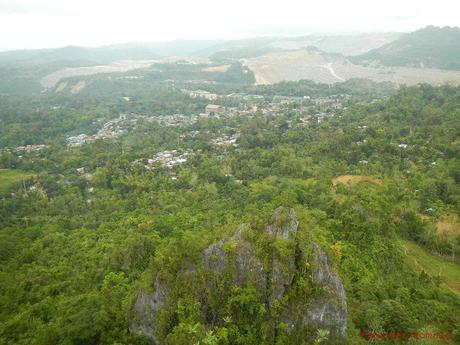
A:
[265,206,299,239]
[130,279,168,344]
[130,207,348,344]
[305,243,348,340]
[203,225,264,288]
[202,207,299,304]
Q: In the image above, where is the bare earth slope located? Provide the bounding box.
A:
[40,60,157,88]
[244,50,460,85]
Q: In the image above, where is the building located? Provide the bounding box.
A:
[189,90,218,100]
[66,134,88,147]
[205,104,222,116]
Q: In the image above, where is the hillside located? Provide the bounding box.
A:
[351,26,460,70]
[401,240,460,294]
[1,79,459,344]
[243,48,460,85]
[205,32,401,59]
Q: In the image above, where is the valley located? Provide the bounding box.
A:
[0,24,459,345]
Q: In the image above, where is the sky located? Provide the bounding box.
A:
[0,0,459,51]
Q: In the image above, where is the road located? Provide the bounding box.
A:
[322,62,345,82]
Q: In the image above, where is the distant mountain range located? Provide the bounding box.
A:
[351,26,460,70]
[0,32,404,65]
[1,26,458,72]
[1,26,459,95]
[0,40,223,65]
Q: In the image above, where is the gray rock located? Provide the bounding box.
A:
[268,207,299,303]
[304,243,348,342]
[265,206,299,239]
[130,207,348,344]
[130,279,168,344]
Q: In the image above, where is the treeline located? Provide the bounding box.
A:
[247,79,397,98]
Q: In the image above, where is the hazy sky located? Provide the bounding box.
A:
[0,0,459,51]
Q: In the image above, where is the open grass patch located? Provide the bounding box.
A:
[0,169,34,195]
[437,214,460,238]
[332,175,383,187]
[400,239,460,294]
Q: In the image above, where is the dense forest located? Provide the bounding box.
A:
[0,79,459,345]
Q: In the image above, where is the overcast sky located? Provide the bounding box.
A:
[0,0,459,51]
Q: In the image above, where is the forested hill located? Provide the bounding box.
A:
[0,83,459,344]
[351,26,460,70]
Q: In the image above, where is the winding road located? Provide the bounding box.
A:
[322,62,345,82]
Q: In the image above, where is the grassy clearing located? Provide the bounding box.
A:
[437,214,460,238]
[0,169,34,194]
[332,175,383,187]
[400,239,460,294]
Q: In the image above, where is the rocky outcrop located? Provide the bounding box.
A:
[130,207,348,344]
[305,243,348,340]
[202,207,299,304]
[265,206,299,239]
[130,279,169,344]
[203,225,264,288]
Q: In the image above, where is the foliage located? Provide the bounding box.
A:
[0,82,459,344]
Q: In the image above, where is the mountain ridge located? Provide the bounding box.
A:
[350,26,460,70]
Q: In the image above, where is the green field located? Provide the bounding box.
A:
[0,169,34,195]
[401,239,460,294]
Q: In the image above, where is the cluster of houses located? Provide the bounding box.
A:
[298,117,310,127]
[133,149,194,172]
[155,114,198,127]
[76,167,92,180]
[64,105,233,148]
[187,89,218,100]
[66,114,138,147]
[296,113,330,127]
[66,134,90,148]
[1,144,49,154]
[200,104,261,118]
[211,133,239,147]
[116,75,144,80]
[63,98,284,149]
[61,91,352,150]
[149,105,230,126]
